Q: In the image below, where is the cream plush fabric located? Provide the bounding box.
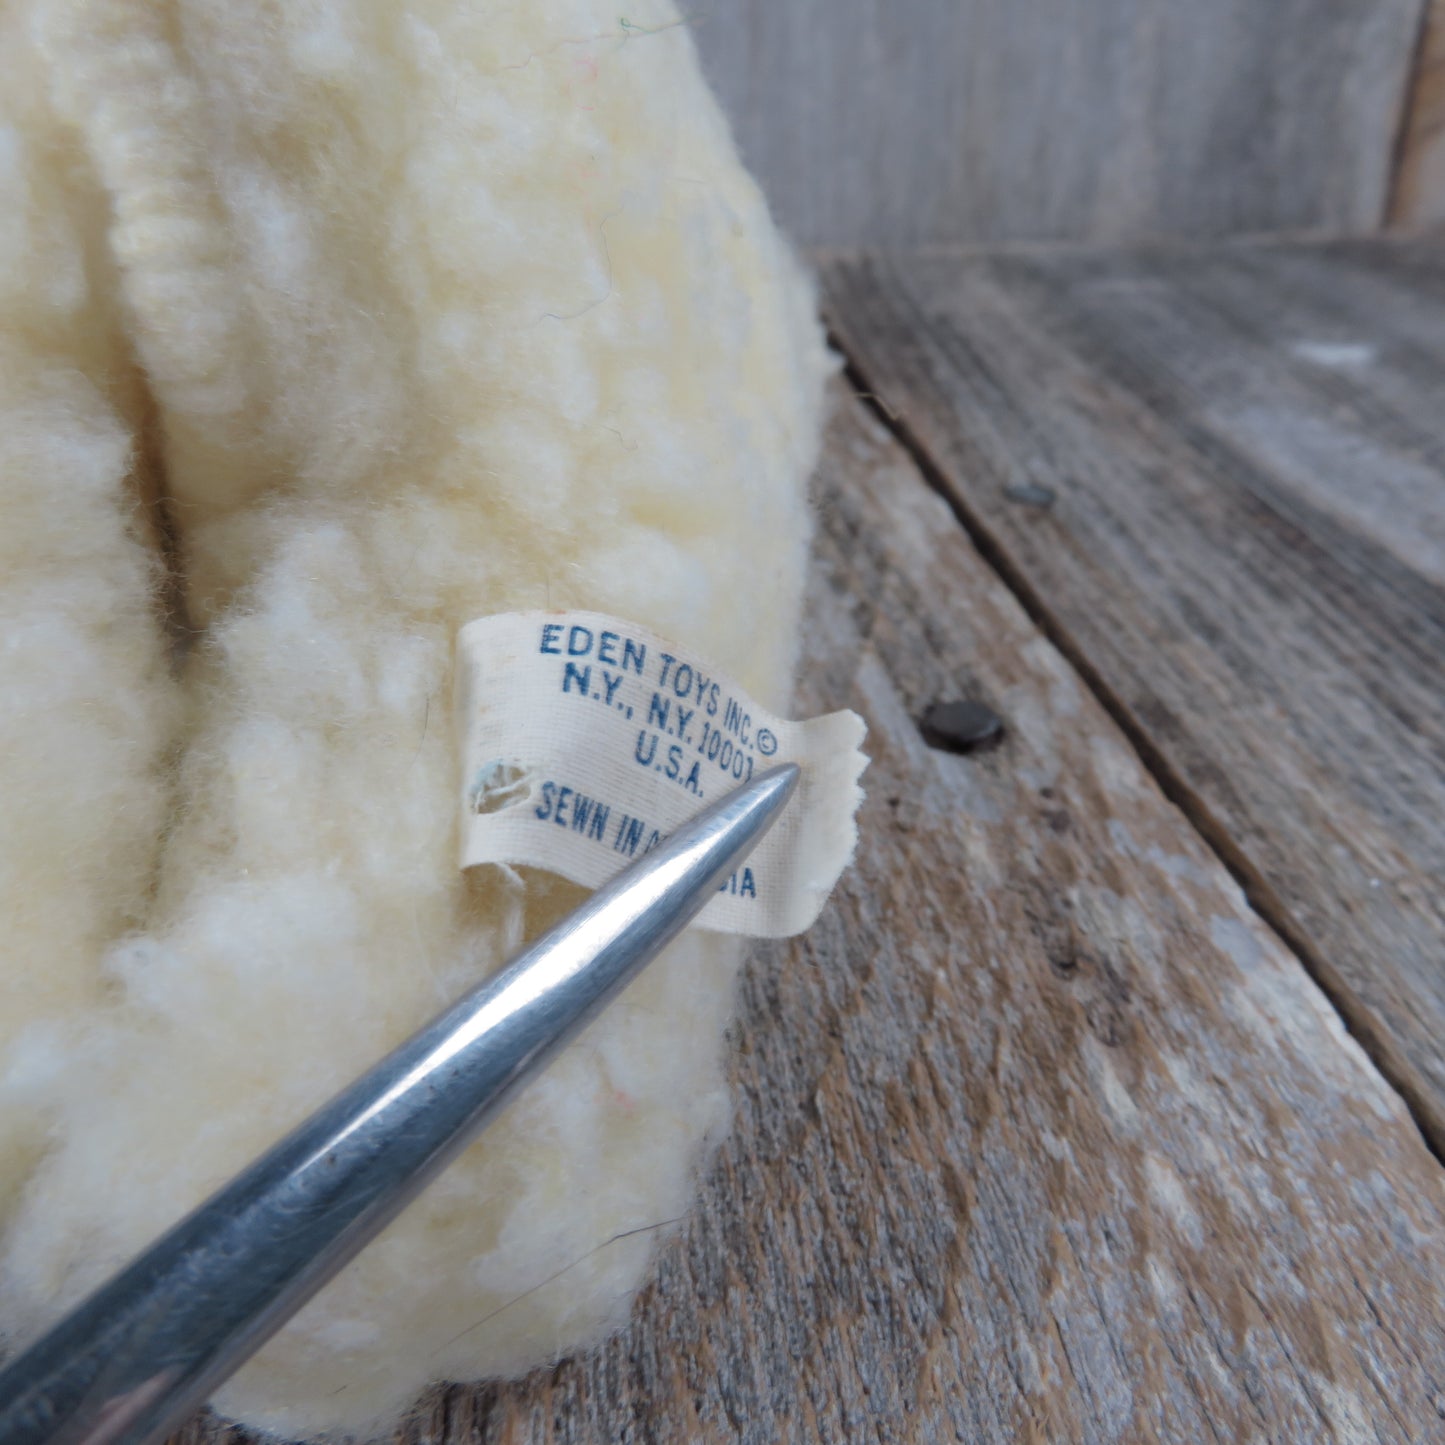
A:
[0,1,828,1436]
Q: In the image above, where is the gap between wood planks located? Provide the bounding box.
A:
[832,337,1445,1171]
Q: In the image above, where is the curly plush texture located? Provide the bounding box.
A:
[0,1,829,1436]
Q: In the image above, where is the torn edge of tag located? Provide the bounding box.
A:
[454,610,867,937]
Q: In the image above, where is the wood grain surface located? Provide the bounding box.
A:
[822,239,1445,1163]
[692,0,1425,247]
[178,388,1445,1442]
[1391,0,1445,228]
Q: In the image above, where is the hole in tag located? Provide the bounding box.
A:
[469,760,536,815]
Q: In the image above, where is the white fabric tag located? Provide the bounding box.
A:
[455,610,866,937]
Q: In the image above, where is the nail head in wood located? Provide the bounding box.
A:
[919,699,1005,753]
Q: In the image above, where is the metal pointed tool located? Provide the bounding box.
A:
[0,763,800,1445]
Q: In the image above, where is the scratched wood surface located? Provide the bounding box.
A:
[178,388,1445,1443]
[822,239,1445,1169]
[693,0,1425,247]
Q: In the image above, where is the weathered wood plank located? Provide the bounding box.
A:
[177,390,1445,1442]
[822,239,1445,1160]
[1390,0,1445,228]
[1129,242,1445,586]
[693,0,1425,248]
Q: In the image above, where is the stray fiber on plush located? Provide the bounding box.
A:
[0,1,830,1438]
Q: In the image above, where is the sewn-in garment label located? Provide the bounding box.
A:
[455,610,866,936]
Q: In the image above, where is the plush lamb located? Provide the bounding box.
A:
[0,0,828,1435]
